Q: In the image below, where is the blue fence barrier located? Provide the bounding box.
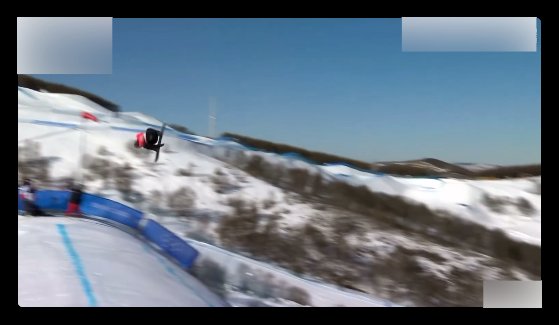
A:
[80,194,144,229]
[18,190,199,269]
[141,220,199,269]
[35,190,71,210]
[18,189,70,211]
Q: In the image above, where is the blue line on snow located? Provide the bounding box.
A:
[110,126,146,133]
[31,120,78,128]
[56,224,98,307]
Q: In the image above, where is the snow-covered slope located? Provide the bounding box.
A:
[317,164,541,245]
[18,215,227,307]
[455,163,502,172]
[18,86,541,306]
[17,86,541,245]
[187,239,398,307]
[18,87,402,306]
[19,87,114,115]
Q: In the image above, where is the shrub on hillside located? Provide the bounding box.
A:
[235,264,253,293]
[176,163,197,177]
[262,197,276,210]
[190,259,227,295]
[147,190,164,213]
[331,216,361,238]
[226,197,247,212]
[18,141,52,185]
[176,168,193,176]
[244,155,265,176]
[167,187,197,215]
[300,224,329,248]
[286,168,312,192]
[84,155,112,186]
[97,146,111,156]
[285,286,311,306]
[245,272,277,299]
[217,198,287,258]
[516,197,535,215]
[210,174,238,194]
[482,194,507,213]
[114,163,134,198]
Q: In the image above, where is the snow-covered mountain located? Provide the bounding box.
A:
[18,86,541,306]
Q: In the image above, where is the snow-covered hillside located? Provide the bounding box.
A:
[455,163,502,172]
[18,86,541,306]
[316,164,541,245]
[18,85,541,245]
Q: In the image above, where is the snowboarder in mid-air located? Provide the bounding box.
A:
[134,124,166,162]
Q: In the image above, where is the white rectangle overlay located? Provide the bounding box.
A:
[484,281,542,308]
[402,17,537,52]
[17,17,112,74]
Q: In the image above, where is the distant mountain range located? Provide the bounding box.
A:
[370,158,539,179]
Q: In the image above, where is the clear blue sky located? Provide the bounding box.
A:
[32,18,541,165]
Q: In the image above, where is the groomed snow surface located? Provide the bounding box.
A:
[18,215,227,307]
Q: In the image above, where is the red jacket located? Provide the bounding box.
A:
[136,132,146,147]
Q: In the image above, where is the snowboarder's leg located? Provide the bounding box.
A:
[65,202,80,216]
[30,202,41,216]
[23,200,32,216]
